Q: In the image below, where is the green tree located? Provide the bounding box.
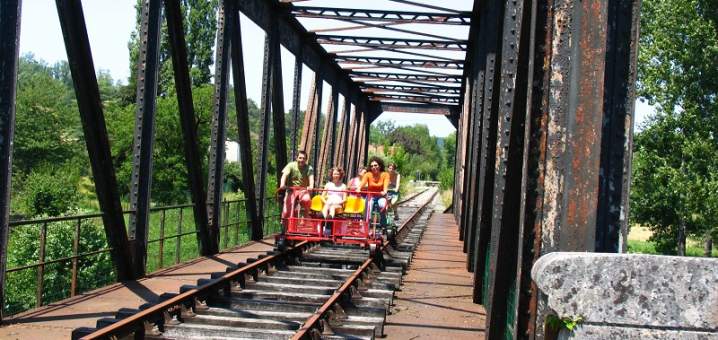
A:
[633,0,718,255]
[126,0,218,102]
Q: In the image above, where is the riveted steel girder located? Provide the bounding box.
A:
[351,71,462,83]
[335,56,464,69]
[163,0,212,255]
[316,35,468,51]
[206,0,230,255]
[227,2,260,241]
[291,6,471,25]
[0,0,22,322]
[238,0,370,110]
[128,0,162,276]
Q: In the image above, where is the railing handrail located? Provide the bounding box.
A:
[8,199,252,227]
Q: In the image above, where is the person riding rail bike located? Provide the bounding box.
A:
[387,163,401,221]
[358,157,390,229]
[278,151,314,226]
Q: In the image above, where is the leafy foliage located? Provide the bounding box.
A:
[632,0,718,254]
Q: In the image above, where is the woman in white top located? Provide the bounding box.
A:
[322,167,347,219]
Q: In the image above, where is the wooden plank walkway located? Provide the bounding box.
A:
[385,213,486,339]
[0,239,276,339]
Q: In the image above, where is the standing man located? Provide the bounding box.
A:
[279,151,314,221]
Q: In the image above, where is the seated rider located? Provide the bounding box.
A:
[279,151,314,223]
[322,167,347,219]
[387,163,401,220]
[347,166,367,192]
[359,157,390,227]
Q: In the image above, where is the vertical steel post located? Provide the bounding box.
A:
[55,0,134,279]
[337,98,351,172]
[271,32,288,182]
[595,0,640,253]
[346,107,358,177]
[206,1,230,254]
[471,0,505,303]
[299,75,323,183]
[227,2,261,241]
[316,87,338,183]
[0,0,22,322]
[163,0,212,254]
[127,0,162,277]
[483,0,532,336]
[311,84,323,183]
[290,53,303,160]
[257,32,274,235]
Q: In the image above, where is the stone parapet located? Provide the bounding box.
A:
[532,252,718,339]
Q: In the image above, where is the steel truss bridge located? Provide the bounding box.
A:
[0,0,639,339]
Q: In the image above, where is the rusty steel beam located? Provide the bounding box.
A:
[291,6,471,25]
[483,0,532,336]
[55,0,135,278]
[596,0,641,253]
[206,1,230,255]
[367,94,459,105]
[290,51,303,160]
[228,2,260,241]
[299,75,322,162]
[127,0,162,277]
[337,98,352,172]
[335,56,465,70]
[470,0,504,303]
[387,0,464,14]
[351,71,462,83]
[238,0,370,109]
[164,0,213,254]
[316,88,338,185]
[316,35,468,51]
[360,84,462,95]
[257,32,274,234]
[271,29,288,185]
[0,0,21,322]
[378,102,457,115]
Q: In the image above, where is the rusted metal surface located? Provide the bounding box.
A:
[55,0,134,279]
[0,0,21,322]
[206,1,230,258]
[227,2,260,240]
[483,0,533,336]
[316,35,468,51]
[291,6,471,25]
[164,0,212,254]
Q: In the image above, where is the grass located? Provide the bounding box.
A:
[627,225,716,257]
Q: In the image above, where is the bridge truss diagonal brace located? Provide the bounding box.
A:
[127,0,163,276]
[54,0,135,280]
[225,1,261,241]
[163,0,213,255]
[238,0,371,116]
[0,0,22,321]
[206,1,231,252]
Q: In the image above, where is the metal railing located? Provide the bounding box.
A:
[3,197,281,317]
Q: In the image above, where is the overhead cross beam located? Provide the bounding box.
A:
[292,6,471,25]
[238,0,370,109]
[351,71,462,83]
[335,55,464,69]
[378,102,459,115]
[360,84,462,95]
[368,94,460,105]
[316,35,468,51]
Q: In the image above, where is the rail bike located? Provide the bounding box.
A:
[275,187,397,253]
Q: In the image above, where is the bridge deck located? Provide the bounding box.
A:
[0,239,276,339]
[385,212,486,339]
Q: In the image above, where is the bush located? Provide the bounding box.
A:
[17,167,79,217]
[4,212,114,315]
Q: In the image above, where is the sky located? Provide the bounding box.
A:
[18,1,652,137]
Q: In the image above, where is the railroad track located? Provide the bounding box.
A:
[74,188,437,340]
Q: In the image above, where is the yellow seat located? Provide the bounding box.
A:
[343,196,366,214]
[310,195,324,212]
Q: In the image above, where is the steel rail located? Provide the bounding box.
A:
[292,189,437,338]
[78,241,310,340]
